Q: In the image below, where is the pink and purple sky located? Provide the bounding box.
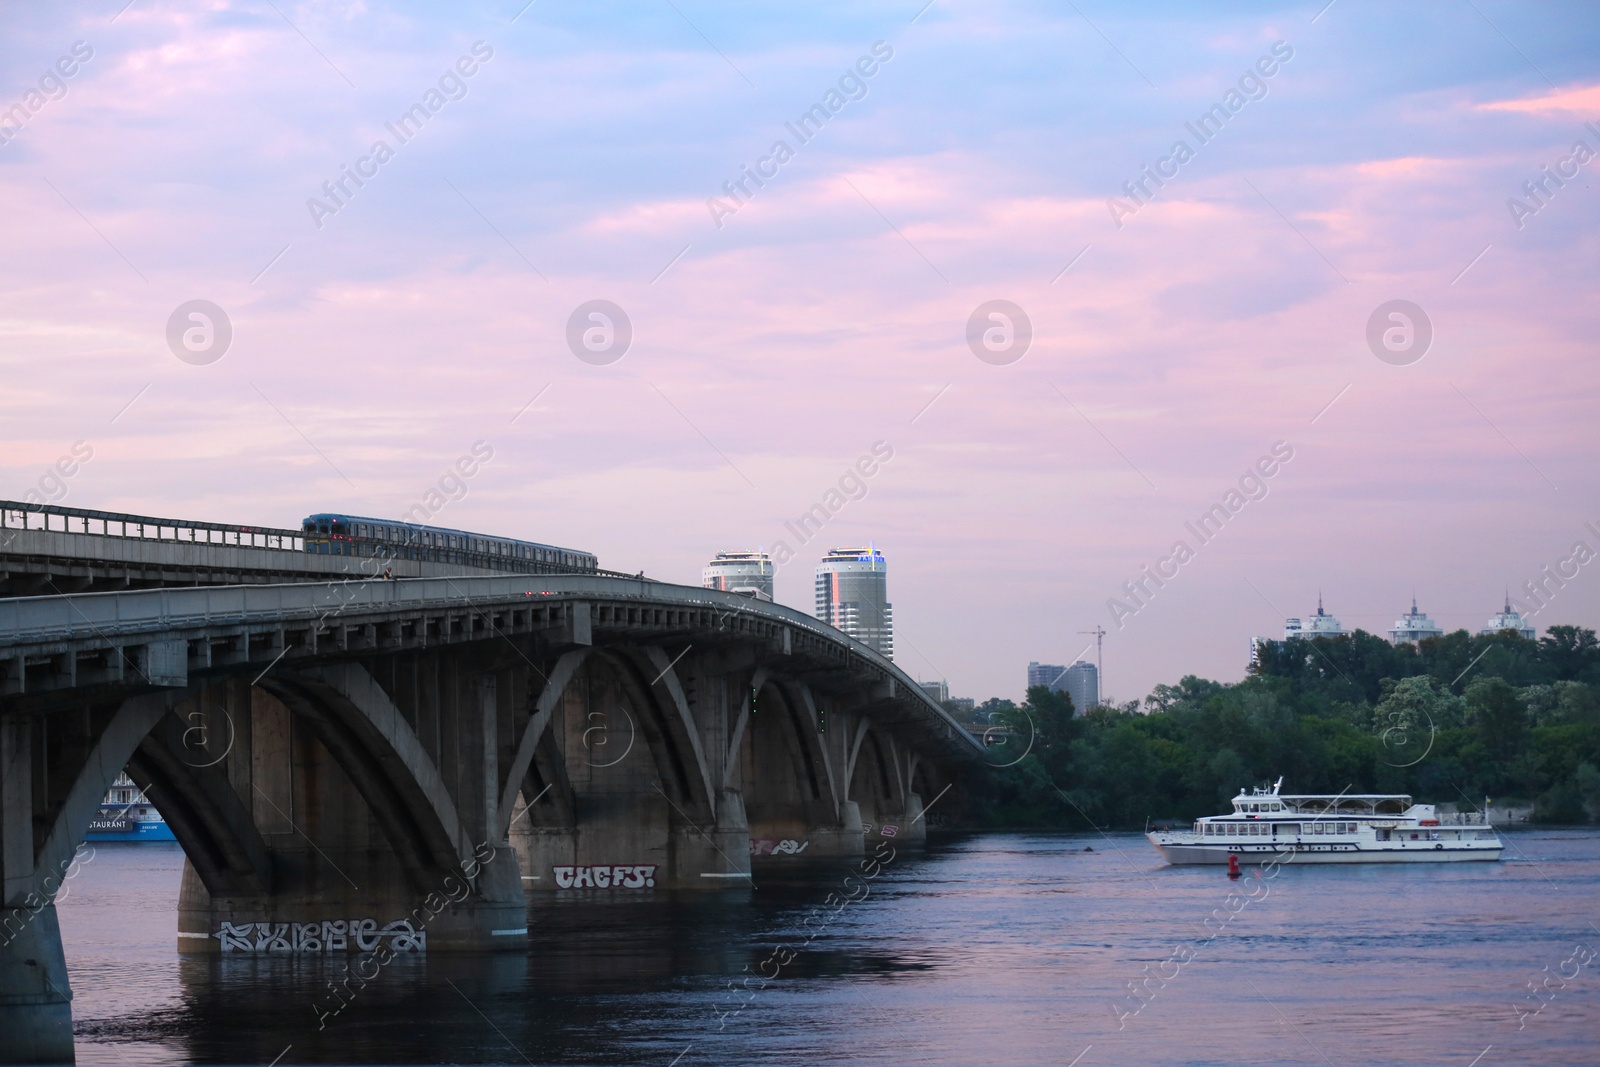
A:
[2,1,1597,703]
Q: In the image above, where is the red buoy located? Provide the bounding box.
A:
[1227,854,1241,878]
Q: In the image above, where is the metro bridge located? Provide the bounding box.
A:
[0,502,980,1062]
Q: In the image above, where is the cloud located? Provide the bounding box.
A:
[1479,82,1600,116]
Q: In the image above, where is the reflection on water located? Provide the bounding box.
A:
[60,832,1600,1066]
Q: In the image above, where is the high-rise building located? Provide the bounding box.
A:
[1481,594,1536,640]
[1028,660,1098,714]
[703,551,774,601]
[1061,661,1099,715]
[918,680,949,703]
[1027,662,1067,690]
[1284,594,1346,640]
[1388,596,1444,645]
[815,546,892,657]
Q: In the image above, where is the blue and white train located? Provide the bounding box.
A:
[301,513,598,575]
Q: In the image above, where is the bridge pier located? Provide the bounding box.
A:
[0,904,74,1064]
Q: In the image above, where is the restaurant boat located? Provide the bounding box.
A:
[1146,778,1502,864]
[85,772,176,843]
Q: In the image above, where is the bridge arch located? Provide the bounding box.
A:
[739,677,843,853]
[258,663,475,881]
[848,725,902,835]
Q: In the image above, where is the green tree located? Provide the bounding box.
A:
[1372,676,1465,770]
[1465,676,1527,764]
[1540,626,1600,683]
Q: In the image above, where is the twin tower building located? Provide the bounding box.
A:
[703,548,893,659]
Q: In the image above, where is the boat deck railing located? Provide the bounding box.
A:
[1432,812,1490,826]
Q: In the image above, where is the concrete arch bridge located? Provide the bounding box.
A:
[0,573,980,1061]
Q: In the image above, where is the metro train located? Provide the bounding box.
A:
[301,513,598,574]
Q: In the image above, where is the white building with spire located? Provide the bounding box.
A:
[1388,596,1445,645]
[1284,594,1346,640]
[1481,595,1536,640]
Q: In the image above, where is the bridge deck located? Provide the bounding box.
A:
[0,574,983,760]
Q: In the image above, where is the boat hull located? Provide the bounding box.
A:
[85,809,176,843]
[1147,834,1502,865]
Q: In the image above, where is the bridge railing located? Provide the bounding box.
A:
[0,500,304,551]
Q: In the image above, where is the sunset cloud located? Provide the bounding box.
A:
[1,1,1596,702]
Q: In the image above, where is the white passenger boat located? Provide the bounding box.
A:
[1146,778,1502,864]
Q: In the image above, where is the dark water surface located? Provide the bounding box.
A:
[58,831,1600,1066]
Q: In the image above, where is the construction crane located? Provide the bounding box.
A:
[1078,625,1106,705]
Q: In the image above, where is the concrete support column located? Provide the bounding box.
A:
[0,904,73,1064]
[478,673,498,845]
[676,789,749,884]
[802,799,865,859]
[2,717,73,1063]
[1,717,32,904]
[899,792,927,845]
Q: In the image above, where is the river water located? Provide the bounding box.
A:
[56,830,1599,1066]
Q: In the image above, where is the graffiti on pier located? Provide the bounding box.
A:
[216,918,426,954]
[552,864,658,889]
[749,838,809,857]
[862,823,900,837]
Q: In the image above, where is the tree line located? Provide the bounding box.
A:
[962,625,1600,830]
